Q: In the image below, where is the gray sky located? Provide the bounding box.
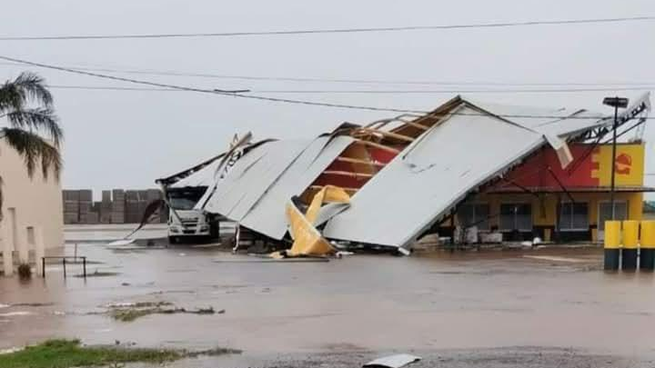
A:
[1,0,654,195]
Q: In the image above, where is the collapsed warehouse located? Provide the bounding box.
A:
[157,94,652,254]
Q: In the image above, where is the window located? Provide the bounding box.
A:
[558,202,589,231]
[598,201,628,231]
[500,203,532,231]
[457,203,490,230]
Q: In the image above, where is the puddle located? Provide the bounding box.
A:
[10,302,55,307]
[0,311,36,317]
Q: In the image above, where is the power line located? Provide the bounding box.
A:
[0,16,653,41]
[1,54,652,120]
[0,55,428,114]
[48,85,655,94]
[3,61,654,87]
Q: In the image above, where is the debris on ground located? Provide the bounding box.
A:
[363,354,421,368]
[271,185,350,259]
[105,301,220,322]
[73,270,121,278]
[106,239,136,247]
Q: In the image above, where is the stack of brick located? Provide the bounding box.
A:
[124,190,139,224]
[78,189,93,224]
[100,190,112,224]
[111,189,125,224]
[62,190,80,224]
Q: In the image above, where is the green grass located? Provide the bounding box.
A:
[0,339,182,368]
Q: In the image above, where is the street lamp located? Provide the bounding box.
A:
[602,96,629,220]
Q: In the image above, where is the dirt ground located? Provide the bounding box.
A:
[2,226,655,367]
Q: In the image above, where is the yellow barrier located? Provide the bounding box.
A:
[604,220,621,271]
[640,220,655,271]
[604,221,621,249]
[622,221,639,249]
[641,221,655,249]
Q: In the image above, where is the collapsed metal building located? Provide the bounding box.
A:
[161,94,652,252]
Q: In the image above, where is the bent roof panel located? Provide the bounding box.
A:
[203,139,310,221]
[239,136,354,239]
[170,159,221,188]
[463,99,607,137]
[322,105,546,248]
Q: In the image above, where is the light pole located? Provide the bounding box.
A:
[602,96,629,220]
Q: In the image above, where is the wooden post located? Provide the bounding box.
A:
[42,257,46,279]
[62,258,66,279]
[82,257,87,279]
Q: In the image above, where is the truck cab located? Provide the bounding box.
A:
[166,187,218,243]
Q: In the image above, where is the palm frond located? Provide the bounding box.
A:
[12,72,53,107]
[0,81,24,113]
[0,72,53,113]
[1,128,62,180]
[5,107,62,147]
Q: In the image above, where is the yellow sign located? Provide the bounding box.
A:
[591,143,644,187]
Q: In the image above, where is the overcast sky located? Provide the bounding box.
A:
[1,0,654,196]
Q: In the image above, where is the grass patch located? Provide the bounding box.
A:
[0,339,181,368]
[0,339,240,368]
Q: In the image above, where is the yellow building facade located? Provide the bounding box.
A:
[448,143,648,243]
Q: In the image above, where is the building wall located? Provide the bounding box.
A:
[444,142,647,243]
[455,192,643,242]
[0,140,64,250]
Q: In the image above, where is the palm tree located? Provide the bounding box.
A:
[0,72,62,221]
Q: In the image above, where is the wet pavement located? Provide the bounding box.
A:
[2,226,655,367]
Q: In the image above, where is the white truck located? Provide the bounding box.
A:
[156,154,225,244]
[165,186,218,243]
[156,133,252,244]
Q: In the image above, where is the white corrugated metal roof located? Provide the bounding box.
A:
[202,139,309,221]
[462,98,607,137]
[170,159,221,188]
[201,136,353,239]
[322,105,552,248]
[239,136,354,239]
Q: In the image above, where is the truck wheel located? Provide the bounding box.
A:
[168,236,178,244]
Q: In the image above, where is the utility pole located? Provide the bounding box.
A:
[603,96,629,220]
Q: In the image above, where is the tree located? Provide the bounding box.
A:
[0,72,62,221]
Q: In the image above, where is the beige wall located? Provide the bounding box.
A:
[0,139,63,251]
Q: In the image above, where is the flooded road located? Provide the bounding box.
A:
[2,228,655,366]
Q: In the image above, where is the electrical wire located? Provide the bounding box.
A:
[47,85,655,94]
[0,16,653,41]
[2,61,653,87]
[1,54,652,119]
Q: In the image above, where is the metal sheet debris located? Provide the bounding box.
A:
[201,139,310,221]
[272,185,350,258]
[199,136,352,240]
[323,105,546,248]
[363,354,421,368]
[239,136,354,239]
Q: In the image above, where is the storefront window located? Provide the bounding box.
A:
[558,202,589,231]
[500,203,532,231]
[457,203,490,230]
